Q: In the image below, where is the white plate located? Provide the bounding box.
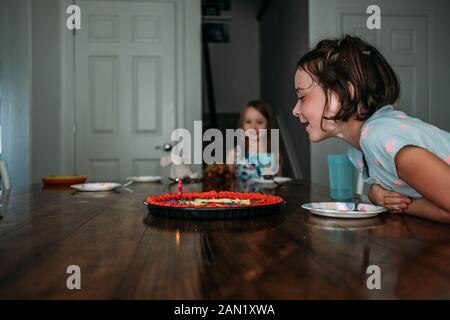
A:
[251,177,292,184]
[126,176,162,183]
[301,202,387,219]
[70,182,122,192]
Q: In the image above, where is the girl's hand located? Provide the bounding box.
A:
[368,184,412,213]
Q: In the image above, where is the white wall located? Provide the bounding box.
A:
[0,0,32,188]
[205,0,261,114]
[309,0,450,186]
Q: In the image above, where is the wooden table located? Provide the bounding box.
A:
[1,180,449,299]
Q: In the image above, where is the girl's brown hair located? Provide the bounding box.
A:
[296,35,400,123]
[238,100,274,153]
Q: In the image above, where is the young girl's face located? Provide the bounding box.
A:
[243,106,268,140]
[292,69,341,142]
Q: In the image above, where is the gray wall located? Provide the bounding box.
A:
[260,0,310,181]
[0,0,32,188]
[0,0,62,187]
[31,0,62,181]
[2,0,202,186]
[204,0,261,114]
[434,1,450,132]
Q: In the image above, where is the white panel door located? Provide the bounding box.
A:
[75,0,176,181]
[309,0,442,186]
[342,14,429,120]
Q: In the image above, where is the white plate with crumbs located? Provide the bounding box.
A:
[126,176,162,183]
[70,182,122,192]
[301,202,387,219]
[251,177,292,184]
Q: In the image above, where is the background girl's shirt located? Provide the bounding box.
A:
[347,105,450,198]
[234,148,275,181]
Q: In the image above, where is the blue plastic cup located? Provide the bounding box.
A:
[327,154,354,201]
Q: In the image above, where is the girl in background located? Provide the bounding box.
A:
[226,100,282,180]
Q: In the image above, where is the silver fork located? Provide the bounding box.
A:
[273,179,287,188]
[120,180,134,193]
[353,195,361,211]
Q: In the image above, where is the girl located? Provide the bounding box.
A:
[292,35,450,223]
[226,100,282,180]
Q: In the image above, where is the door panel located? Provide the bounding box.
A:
[75,0,175,181]
[309,0,441,187]
[342,14,429,120]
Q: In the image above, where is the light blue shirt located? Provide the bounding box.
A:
[347,105,450,198]
[234,148,276,181]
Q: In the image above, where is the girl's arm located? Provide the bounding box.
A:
[403,197,450,223]
[368,184,411,213]
[395,146,450,223]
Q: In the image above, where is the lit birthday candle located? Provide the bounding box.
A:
[177,179,183,199]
